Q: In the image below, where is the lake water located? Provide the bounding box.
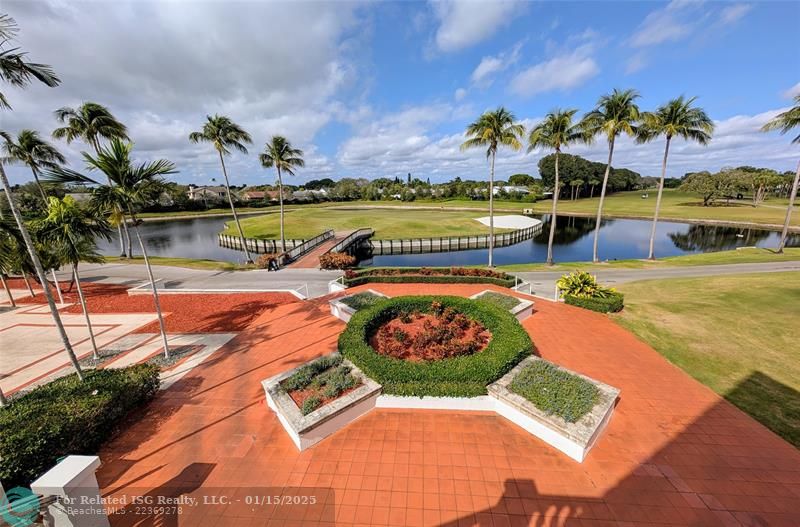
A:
[97,213,798,266]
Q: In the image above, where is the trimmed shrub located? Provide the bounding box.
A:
[319,253,356,270]
[0,365,161,487]
[339,296,533,397]
[510,360,599,423]
[281,354,343,392]
[564,292,624,313]
[344,275,515,288]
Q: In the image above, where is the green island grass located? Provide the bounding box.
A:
[145,188,799,228]
[613,272,800,447]
[104,256,252,271]
[227,207,513,240]
[498,247,800,272]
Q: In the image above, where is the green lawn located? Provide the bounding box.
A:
[528,190,798,227]
[104,256,251,271]
[227,208,512,240]
[499,247,800,272]
[614,272,800,447]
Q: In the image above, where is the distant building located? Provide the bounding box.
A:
[187,185,227,201]
[493,185,530,195]
[291,189,328,201]
[241,190,266,201]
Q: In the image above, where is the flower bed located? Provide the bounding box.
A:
[339,296,532,397]
[470,290,534,322]
[319,252,356,270]
[557,271,624,313]
[488,356,620,462]
[343,267,516,288]
[329,290,388,322]
[262,354,381,451]
[0,365,160,487]
[280,355,362,415]
[370,302,490,361]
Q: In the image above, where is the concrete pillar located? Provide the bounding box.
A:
[30,456,110,527]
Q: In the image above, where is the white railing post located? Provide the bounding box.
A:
[30,455,110,527]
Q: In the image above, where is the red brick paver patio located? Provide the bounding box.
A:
[97,284,800,526]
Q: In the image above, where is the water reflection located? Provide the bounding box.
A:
[95,213,799,266]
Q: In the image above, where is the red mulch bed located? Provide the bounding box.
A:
[287,384,361,410]
[369,312,490,362]
[10,280,297,333]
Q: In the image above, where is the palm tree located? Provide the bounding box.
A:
[527,109,586,266]
[0,12,84,389]
[580,88,641,263]
[761,95,800,253]
[189,115,253,263]
[45,139,177,358]
[588,177,600,198]
[571,179,584,200]
[52,101,131,257]
[259,136,305,252]
[34,196,111,359]
[0,129,66,201]
[461,107,525,267]
[0,14,60,110]
[637,96,714,260]
[0,218,21,307]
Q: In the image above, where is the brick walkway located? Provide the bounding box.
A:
[290,231,352,269]
[97,284,800,526]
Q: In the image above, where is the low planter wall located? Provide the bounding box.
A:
[469,290,534,322]
[488,356,619,462]
[329,289,388,323]
[262,357,381,451]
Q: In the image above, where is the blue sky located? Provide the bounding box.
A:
[4,0,800,186]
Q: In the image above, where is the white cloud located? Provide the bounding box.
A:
[470,42,522,86]
[454,88,467,101]
[510,48,599,97]
[719,3,753,25]
[630,0,700,47]
[1,0,363,185]
[432,0,523,53]
[782,81,800,99]
[625,52,648,75]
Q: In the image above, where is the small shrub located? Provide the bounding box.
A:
[343,267,516,288]
[0,365,161,487]
[281,355,343,392]
[302,396,322,415]
[256,253,280,269]
[339,292,384,311]
[556,270,616,298]
[319,252,356,270]
[509,360,599,423]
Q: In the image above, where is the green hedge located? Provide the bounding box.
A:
[510,360,599,423]
[0,365,160,487]
[344,275,515,288]
[564,292,624,313]
[339,296,532,397]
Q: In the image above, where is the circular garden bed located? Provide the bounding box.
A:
[339,296,533,397]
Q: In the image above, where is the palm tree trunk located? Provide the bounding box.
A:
[218,150,252,263]
[122,217,133,257]
[277,167,285,253]
[592,138,616,263]
[51,268,64,304]
[0,386,6,406]
[777,159,800,253]
[128,210,171,358]
[73,263,99,359]
[0,164,84,380]
[92,138,128,259]
[1,273,15,307]
[22,270,35,297]
[648,136,671,260]
[546,150,560,266]
[488,151,496,268]
[31,166,47,202]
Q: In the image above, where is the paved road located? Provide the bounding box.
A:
[514,261,800,299]
[59,260,800,299]
[58,263,343,298]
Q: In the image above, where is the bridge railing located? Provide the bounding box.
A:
[280,229,335,264]
[327,228,375,255]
